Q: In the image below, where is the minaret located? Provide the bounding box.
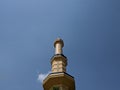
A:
[52,38,67,73]
[43,38,75,90]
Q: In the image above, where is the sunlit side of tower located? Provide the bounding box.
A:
[43,38,75,90]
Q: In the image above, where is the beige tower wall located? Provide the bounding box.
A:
[52,58,66,73]
[55,43,63,54]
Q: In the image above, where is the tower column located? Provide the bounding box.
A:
[54,38,64,54]
[52,38,66,73]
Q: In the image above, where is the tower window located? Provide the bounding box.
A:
[53,87,59,90]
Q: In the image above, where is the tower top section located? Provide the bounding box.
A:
[54,38,64,54]
[54,38,64,48]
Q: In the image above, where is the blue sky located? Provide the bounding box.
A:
[0,0,120,90]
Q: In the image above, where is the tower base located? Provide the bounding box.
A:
[43,72,75,90]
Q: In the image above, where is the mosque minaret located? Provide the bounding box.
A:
[43,38,75,90]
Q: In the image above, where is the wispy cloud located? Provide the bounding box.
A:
[37,71,51,83]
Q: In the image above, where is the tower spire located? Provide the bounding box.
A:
[54,38,64,54]
[52,38,67,73]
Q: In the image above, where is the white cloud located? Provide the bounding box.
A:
[37,71,51,83]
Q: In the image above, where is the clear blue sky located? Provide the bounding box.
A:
[0,0,120,90]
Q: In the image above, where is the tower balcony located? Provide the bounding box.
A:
[43,72,75,90]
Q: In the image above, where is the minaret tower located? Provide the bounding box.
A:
[43,38,75,90]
